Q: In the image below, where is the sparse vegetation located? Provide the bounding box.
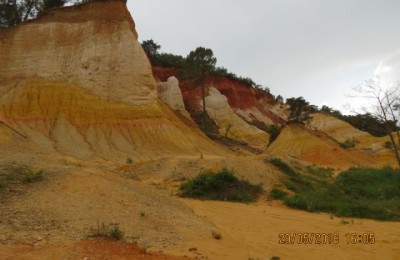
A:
[23,169,44,183]
[268,159,400,220]
[0,165,44,191]
[270,188,287,200]
[385,141,393,149]
[88,222,124,240]
[109,225,124,240]
[266,124,281,144]
[179,168,263,202]
[305,165,334,178]
[340,138,357,149]
[126,157,133,164]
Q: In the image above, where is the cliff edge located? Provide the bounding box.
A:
[0,0,225,161]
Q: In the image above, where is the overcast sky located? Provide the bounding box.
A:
[127,0,400,114]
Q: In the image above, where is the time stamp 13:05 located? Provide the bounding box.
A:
[278,233,376,244]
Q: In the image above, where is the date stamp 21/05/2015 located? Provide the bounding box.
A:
[279,233,376,245]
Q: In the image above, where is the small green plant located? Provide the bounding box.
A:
[266,125,281,144]
[179,168,262,202]
[384,141,393,149]
[139,211,145,217]
[23,170,44,183]
[88,222,124,240]
[270,188,288,200]
[0,166,44,190]
[126,157,133,164]
[109,225,124,240]
[340,137,357,149]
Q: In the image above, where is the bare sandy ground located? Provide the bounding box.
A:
[0,155,399,259]
[181,200,400,260]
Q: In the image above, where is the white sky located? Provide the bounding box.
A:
[127,0,400,114]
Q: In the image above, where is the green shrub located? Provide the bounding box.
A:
[270,188,287,200]
[88,222,124,240]
[126,157,133,164]
[306,166,333,178]
[269,158,313,193]
[271,163,400,220]
[0,166,44,187]
[269,158,298,177]
[109,225,124,240]
[266,125,281,144]
[336,167,400,200]
[179,168,262,202]
[384,141,393,149]
[23,170,44,183]
[340,138,357,149]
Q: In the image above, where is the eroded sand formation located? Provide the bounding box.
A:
[0,1,399,259]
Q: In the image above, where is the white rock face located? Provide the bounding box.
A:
[235,107,274,125]
[157,76,190,117]
[0,0,156,105]
[204,87,269,149]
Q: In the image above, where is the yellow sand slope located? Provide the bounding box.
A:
[268,124,386,169]
[0,79,226,161]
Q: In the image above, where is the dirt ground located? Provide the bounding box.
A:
[0,154,399,260]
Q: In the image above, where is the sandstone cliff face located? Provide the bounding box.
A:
[204,87,269,149]
[157,76,190,118]
[205,76,284,126]
[153,68,285,127]
[0,0,225,160]
[0,0,156,105]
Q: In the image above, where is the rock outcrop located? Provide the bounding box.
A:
[157,76,190,118]
[204,87,269,149]
[153,68,286,128]
[0,0,225,160]
[0,0,155,105]
[205,76,284,126]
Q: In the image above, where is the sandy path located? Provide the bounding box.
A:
[182,200,400,260]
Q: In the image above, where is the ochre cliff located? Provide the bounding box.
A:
[0,0,157,105]
[204,76,284,126]
[0,0,225,160]
[179,78,270,149]
[153,66,285,127]
[267,124,380,169]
